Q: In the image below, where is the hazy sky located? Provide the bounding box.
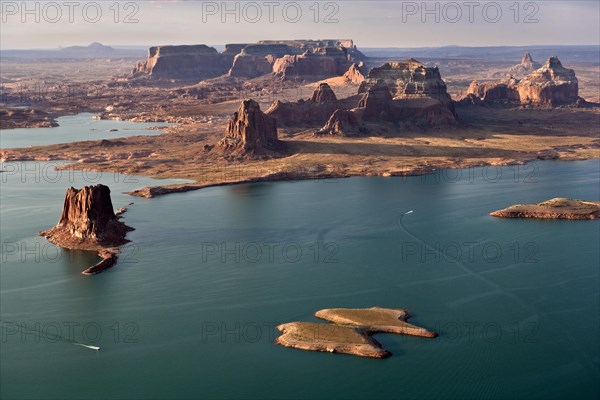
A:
[1,1,599,49]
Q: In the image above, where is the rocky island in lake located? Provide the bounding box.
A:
[275,307,437,358]
[40,184,134,275]
[490,198,600,220]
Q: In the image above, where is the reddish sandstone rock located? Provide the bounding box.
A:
[359,60,453,103]
[266,83,340,125]
[316,108,365,137]
[131,45,233,80]
[358,80,399,120]
[40,184,133,275]
[464,57,582,106]
[467,78,520,102]
[517,57,580,105]
[343,62,367,84]
[218,100,284,155]
[228,53,274,78]
[41,185,132,250]
[357,59,457,125]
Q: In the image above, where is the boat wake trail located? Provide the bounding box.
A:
[0,320,100,351]
[397,211,539,317]
[397,211,599,379]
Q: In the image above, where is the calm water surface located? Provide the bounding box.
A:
[0,113,174,149]
[1,159,599,399]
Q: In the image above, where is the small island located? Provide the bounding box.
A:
[40,184,134,275]
[276,322,390,359]
[316,307,438,337]
[490,198,600,220]
[275,307,437,358]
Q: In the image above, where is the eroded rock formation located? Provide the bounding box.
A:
[316,60,458,136]
[40,184,133,275]
[266,83,340,125]
[132,39,366,81]
[343,62,368,84]
[218,99,283,155]
[316,108,365,137]
[132,45,233,79]
[505,52,542,77]
[466,78,520,103]
[359,59,453,104]
[466,57,582,106]
[517,57,580,105]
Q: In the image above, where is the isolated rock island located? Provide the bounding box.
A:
[490,198,600,220]
[275,307,437,358]
[40,184,134,275]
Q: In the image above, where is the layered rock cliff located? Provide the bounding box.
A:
[517,57,580,105]
[133,39,366,81]
[359,60,453,104]
[40,184,134,275]
[272,46,353,80]
[132,45,233,79]
[218,100,284,155]
[343,62,368,84]
[266,83,340,125]
[316,60,458,137]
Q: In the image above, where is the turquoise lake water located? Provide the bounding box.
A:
[0,113,173,149]
[1,158,599,399]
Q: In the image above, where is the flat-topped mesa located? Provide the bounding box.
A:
[132,39,366,80]
[354,59,457,125]
[131,45,233,79]
[228,44,300,78]
[40,184,133,275]
[359,60,452,103]
[465,56,582,106]
[266,83,340,126]
[218,99,284,156]
[490,198,600,220]
[317,61,457,136]
[272,47,349,80]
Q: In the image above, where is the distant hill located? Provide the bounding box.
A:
[58,42,119,58]
[361,45,600,64]
[1,43,147,60]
